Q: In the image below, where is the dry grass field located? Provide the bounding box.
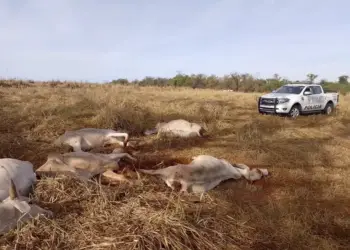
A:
[0,83,350,250]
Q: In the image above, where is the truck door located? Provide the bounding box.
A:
[310,86,324,110]
[302,87,314,112]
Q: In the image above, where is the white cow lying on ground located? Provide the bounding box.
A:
[54,128,130,152]
[144,119,206,138]
[0,158,37,201]
[0,172,53,235]
[138,155,269,194]
[36,149,137,183]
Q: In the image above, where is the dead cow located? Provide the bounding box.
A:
[54,128,130,152]
[138,155,269,194]
[0,175,53,235]
[144,119,206,138]
[36,150,137,183]
[0,158,37,201]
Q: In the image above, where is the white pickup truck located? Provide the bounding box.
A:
[258,84,339,118]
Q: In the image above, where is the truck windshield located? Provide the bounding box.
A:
[275,86,304,94]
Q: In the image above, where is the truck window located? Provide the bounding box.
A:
[311,86,322,94]
[275,86,305,94]
[304,87,313,94]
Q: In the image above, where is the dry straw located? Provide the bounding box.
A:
[0,83,349,249]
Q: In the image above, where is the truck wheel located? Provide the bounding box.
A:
[288,104,301,118]
[323,102,334,115]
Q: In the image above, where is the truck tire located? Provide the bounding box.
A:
[288,104,301,118]
[323,102,334,115]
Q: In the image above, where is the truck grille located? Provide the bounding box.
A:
[259,107,276,113]
[260,98,276,106]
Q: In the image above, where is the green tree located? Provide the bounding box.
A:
[170,74,182,87]
[228,72,241,91]
[139,76,155,86]
[103,70,350,94]
[319,79,327,85]
[273,73,282,82]
[306,73,318,84]
[111,78,129,85]
[206,74,219,88]
[338,75,349,84]
[192,74,206,89]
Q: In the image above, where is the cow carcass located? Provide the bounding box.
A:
[144,119,206,138]
[36,150,137,183]
[54,128,130,152]
[138,155,269,194]
[0,158,36,201]
[0,174,52,235]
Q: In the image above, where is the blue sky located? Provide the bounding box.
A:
[0,0,349,82]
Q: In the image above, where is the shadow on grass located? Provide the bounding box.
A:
[208,167,350,249]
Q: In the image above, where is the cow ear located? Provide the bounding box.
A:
[9,179,18,200]
[258,168,269,176]
[9,200,31,213]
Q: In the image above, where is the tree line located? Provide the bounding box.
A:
[1,72,349,94]
[110,72,350,94]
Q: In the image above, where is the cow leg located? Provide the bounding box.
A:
[112,153,137,162]
[101,161,120,172]
[164,178,175,190]
[179,180,189,194]
[199,193,205,202]
[101,170,131,184]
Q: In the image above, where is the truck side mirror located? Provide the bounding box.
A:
[304,91,312,95]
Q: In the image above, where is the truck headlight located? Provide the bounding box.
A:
[277,98,290,104]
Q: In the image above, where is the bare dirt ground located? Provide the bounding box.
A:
[0,84,349,249]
